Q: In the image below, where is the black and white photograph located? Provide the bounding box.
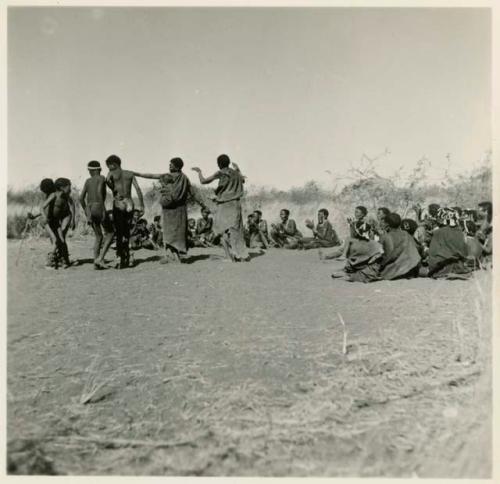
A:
[3,2,495,478]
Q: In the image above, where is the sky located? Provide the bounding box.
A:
[8,7,491,191]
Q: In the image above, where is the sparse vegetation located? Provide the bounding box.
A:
[7,153,492,240]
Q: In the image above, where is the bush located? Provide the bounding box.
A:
[6,156,492,240]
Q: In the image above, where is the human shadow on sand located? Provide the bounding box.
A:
[182,254,214,264]
[74,258,94,266]
[133,255,163,267]
[248,250,266,260]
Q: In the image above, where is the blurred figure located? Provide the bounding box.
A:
[462,219,483,270]
[477,201,492,265]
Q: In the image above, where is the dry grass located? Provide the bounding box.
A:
[7,266,492,476]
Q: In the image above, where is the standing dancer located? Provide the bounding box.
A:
[79,161,114,269]
[192,154,249,262]
[41,178,76,268]
[132,157,207,263]
[105,155,144,269]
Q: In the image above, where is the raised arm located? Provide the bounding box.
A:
[132,176,144,212]
[191,167,219,185]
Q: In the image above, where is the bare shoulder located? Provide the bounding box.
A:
[122,170,135,179]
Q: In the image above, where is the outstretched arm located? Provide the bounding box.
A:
[131,171,163,180]
[132,176,144,212]
[191,167,219,185]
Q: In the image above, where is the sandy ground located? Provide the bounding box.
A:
[7,237,492,476]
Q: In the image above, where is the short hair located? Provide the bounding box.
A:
[201,207,211,214]
[87,160,101,170]
[356,206,368,216]
[188,218,195,223]
[280,208,290,217]
[40,178,55,196]
[170,157,184,170]
[428,203,440,217]
[451,206,463,217]
[154,215,161,222]
[386,212,401,229]
[253,210,262,216]
[401,218,418,235]
[54,177,71,190]
[106,155,121,167]
[138,218,147,225]
[217,154,231,168]
[318,208,329,218]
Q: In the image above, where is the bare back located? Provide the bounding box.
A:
[85,175,107,205]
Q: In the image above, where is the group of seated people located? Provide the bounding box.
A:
[245,208,341,250]
[128,206,218,251]
[128,200,493,282]
[325,202,493,282]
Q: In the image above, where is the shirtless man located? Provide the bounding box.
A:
[105,154,144,268]
[79,160,114,269]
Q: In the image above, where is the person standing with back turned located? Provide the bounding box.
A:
[192,154,250,262]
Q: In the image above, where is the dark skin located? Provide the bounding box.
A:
[106,162,144,213]
[106,161,144,267]
[42,184,75,267]
[79,168,114,267]
[306,211,326,238]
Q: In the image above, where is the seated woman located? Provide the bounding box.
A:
[196,207,216,246]
[377,213,421,280]
[401,218,426,259]
[299,208,340,250]
[331,215,383,283]
[321,205,370,260]
[428,208,471,279]
[248,210,271,249]
[270,209,303,249]
[372,206,391,240]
